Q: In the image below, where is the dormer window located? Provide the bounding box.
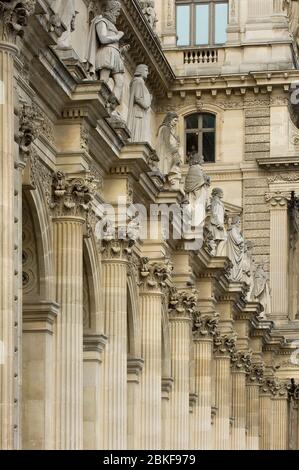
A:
[176,0,228,47]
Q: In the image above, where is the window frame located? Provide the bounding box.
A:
[185,112,216,164]
[176,0,229,48]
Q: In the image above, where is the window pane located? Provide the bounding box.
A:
[186,114,199,130]
[196,4,209,46]
[177,5,190,46]
[215,3,228,44]
[186,133,199,158]
[203,132,215,162]
[203,113,216,129]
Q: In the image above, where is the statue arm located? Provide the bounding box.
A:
[96,21,123,45]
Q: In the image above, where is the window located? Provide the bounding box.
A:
[185,113,216,163]
[176,1,228,47]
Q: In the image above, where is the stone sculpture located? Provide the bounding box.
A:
[253,265,272,317]
[51,0,78,49]
[140,0,158,31]
[127,64,152,142]
[184,152,210,229]
[243,240,254,300]
[208,187,227,256]
[157,112,182,188]
[227,216,245,282]
[85,0,129,102]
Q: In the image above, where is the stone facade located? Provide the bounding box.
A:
[0,0,299,450]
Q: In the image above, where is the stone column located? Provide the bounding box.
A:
[260,381,273,450]
[51,173,93,450]
[127,358,144,450]
[0,1,35,449]
[192,314,217,450]
[168,289,195,450]
[231,351,251,450]
[213,333,236,450]
[271,383,288,450]
[83,334,107,450]
[101,237,133,450]
[139,258,171,450]
[246,364,263,450]
[266,191,291,321]
[161,377,173,450]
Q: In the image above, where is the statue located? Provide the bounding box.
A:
[157,112,182,188]
[127,64,152,142]
[253,265,272,317]
[85,0,129,102]
[184,152,210,230]
[243,240,254,300]
[227,216,245,282]
[141,1,158,31]
[51,0,78,49]
[208,187,227,256]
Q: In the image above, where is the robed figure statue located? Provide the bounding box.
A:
[127,64,152,142]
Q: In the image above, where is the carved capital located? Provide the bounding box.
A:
[100,236,135,261]
[192,312,219,339]
[0,0,36,43]
[231,350,252,373]
[213,332,237,357]
[139,257,173,292]
[246,362,264,385]
[169,288,198,320]
[50,171,95,219]
[264,377,289,398]
[18,101,43,168]
[265,191,292,208]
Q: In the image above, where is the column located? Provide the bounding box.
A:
[51,173,93,450]
[266,191,291,321]
[214,334,235,450]
[22,302,59,450]
[83,334,107,450]
[192,314,216,450]
[0,2,33,449]
[231,352,250,450]
[246,364,263,450]
[101,238,131,450]
[272,385,288,450]
[127,358,144,450]
[260,383,273,450]
[168,290,194,450]
[161,377,173,450]
[139,259,169,450]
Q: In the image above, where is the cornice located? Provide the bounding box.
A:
[258,156,299,170]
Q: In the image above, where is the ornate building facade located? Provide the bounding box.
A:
[1,0,299,450]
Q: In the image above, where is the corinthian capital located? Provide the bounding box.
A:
[139,257,173,292]
[265,190,292,207]
[169,288,198,319]
[192,311,219,339]
[246,362,264,385]
[231,350,252,373]
[213,332,237,356]
[50,171,95,218]
[18,101,43,168]
[0,0,36,43]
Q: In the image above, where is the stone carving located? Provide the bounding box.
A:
[140,0,158,31]
[208,187,227,256]
[157,112,182,189]
[243,240,254,300]
[252,265,272,317]
[139,257,173,291]
[50,0,78,48]
[231,350,252,373]
[265,190,292,207]
[18,101,43,167]
[227,216,245,282]
[169,287,198,318]
[213,332,237,356]
[100,236,135,260]
[184,152,210,230]
[192,311,219,339]
[0,0,36,42]
[127,64,152,143]
[85,0,129,103]
[246,363,264,384]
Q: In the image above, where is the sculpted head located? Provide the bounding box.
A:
[135,64,149,79]
[212,187,224,199]
[103,0,121,23]
[162,112,179,128]
[232,215,241,227]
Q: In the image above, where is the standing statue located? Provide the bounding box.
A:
[127,64,152,142]
[157,112,182,188]
[208,187,227,256]
[253,265,272,317]
[141,1,158,31]
[51,0,78,49]
[243,240,254,300]
[227,216,245,282]
[184,152,210,229]
[85,0,129,102]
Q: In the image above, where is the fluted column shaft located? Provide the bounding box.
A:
[246,383,260,450]
[102,258,127,450]
[168,313,190,449]
[272,397,288,450]
[0,42,18,450]
[214,354,231,449]
[260,393,272,450]
[193,338,213,449]
[53,217,84,450]
[139,290,162,449]
[231,370,246,450]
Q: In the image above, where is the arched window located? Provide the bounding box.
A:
[185,113,216,162]
[176,0,228,47]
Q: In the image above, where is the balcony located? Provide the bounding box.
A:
[164,47,225,76]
